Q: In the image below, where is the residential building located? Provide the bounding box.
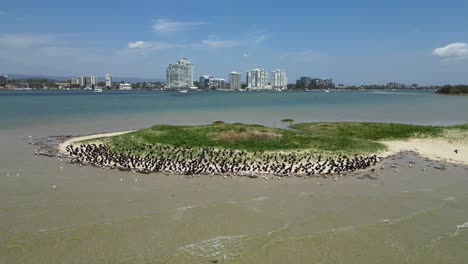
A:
[105,74,112,87]
[74,76,97,87]
[312,78,324,88]
[229,72,242,90]
[0,75,7,86]
[199,75,225,89]
[119,83,132,90]
[296,77,311,89]
[247,68,269,89]
[210,78,225,89]
[270,69,288,89]
[386,82,407,89]
[323,78,334,88]
[199,75,211,89]
[166,58,194,89]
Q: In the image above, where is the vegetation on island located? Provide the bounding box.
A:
[436,85,468,95]
[281,118,294,126]
[82,122,468,157]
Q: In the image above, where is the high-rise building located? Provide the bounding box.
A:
[199,75,225,89]
[229,72,242,90]
[105,74,112,88]
[312,78,324,88]
[323,79,334,89]
[91,76,97,86]
[0,75,8,86]
[270,69,288,89]
[297,77,311,89]
[166,58,194,89]
[199,75,211,89]
[210,78,225,89]
[75,76,97,87]
[247,68,268,89]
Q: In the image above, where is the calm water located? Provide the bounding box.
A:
[1,90,468,263]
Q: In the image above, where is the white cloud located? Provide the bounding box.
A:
[152,19,205,33]
[433,42,468,59]
[243,53,249,57]
[128,40,185,51]
[128,41,151,49]
[201,39,239,48]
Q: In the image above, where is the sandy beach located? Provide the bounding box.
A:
[57,130,135,154]
[381,138,468,165]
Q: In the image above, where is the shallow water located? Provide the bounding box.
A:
[1,90,468,263]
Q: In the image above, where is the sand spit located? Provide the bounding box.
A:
[57,130,135,154]
[381,138,468,165]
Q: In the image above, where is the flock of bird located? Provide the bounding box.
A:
[65,143,383,178]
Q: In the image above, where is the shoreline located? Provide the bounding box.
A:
[56,129,468,166]
[57,130,135,154]
[381,138,467,165]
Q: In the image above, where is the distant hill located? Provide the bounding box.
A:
[4,74,165,83]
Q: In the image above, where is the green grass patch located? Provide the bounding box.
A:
[290,122,444,141]
[90,121,467,156]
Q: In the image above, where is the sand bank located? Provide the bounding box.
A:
[57,130,467,166]
[381,138,468,165]
[57,130,134,154]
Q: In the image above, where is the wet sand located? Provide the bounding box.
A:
[2,145,468,263]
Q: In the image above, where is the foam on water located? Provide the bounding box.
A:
[456,222,468,230]
[252,196,268,201]
[177,235,245,260]
[171,206,192,221]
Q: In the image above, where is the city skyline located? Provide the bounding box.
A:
[1,0,468,85]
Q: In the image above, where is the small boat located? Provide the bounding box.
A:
[324,89,330,93]
[94,88,103,93]
[179,90,188,93]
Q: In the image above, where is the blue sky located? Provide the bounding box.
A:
[1,0,468,85]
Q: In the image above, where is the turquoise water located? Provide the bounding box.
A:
[1,90,467,131]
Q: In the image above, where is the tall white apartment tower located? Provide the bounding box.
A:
[105,74,112,87]
[91,76,97,86]
[229,72,242,90]
[166,58,194,89]
[246,69,268,89]
[270,69,288,89]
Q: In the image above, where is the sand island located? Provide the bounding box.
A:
[57,122,468,177]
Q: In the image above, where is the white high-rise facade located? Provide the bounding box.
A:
[166,58,194,89]
[270,69,288,89]
[229,72,242,90]
[105,74,112,87]
[76,76,97,87]
[246,69,268,89]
